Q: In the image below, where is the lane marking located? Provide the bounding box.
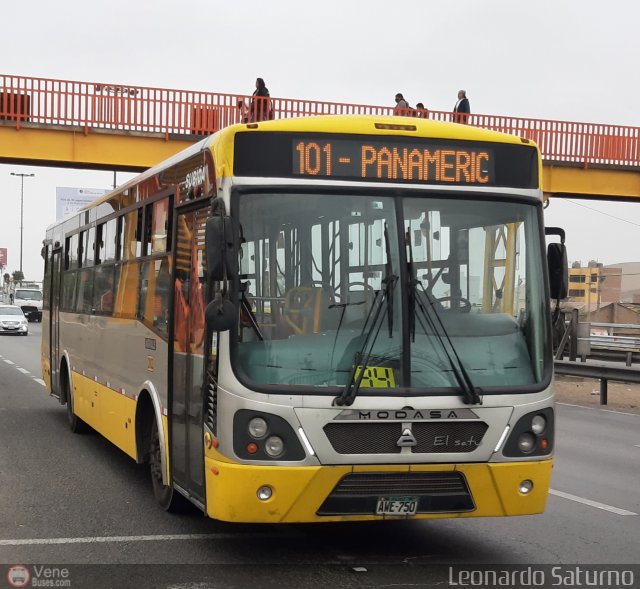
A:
[0,355,45,385]
[0,532,288,546]
[550,489,638,516]
[557,402,640,418]
[601,408,640,417]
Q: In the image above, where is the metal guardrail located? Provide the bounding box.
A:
[554,315,640,405]
[554,359,640,405]
[585,334,640,368]
[555,314,640,366]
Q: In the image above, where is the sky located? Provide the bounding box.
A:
[1,0,639,280]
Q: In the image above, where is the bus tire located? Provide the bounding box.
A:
[64,371,89,434]
[149,419,188,512]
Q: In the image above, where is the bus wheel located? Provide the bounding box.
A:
[64,373,89,434]
[149,419,188,512]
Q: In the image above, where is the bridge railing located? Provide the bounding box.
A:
[2,73,639,167]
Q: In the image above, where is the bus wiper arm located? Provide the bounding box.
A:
[333,285,390,407]
[240,281,264,341]
[334,223,397,407]
[414,284,482,405]
[405,230,480,405]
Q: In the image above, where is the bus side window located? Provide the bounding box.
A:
[103,218,118,263]
[75,268,94,314]
[62,271,77,311]
[138,257,170,338]
[93,265,115,315]
[143,204,153,257]
[67,234,79,270]
[151,198,169,254]
[114,261,140,319]
[84,227,96,267]
[77,231,85,267]
[115,216,123,261]
[123,209,142,260]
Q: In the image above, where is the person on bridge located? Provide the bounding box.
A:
[415,102,429,118]
[250,78,272,122]
[237,99,249,123]
[393,93,411,116]
[453,90,470,124]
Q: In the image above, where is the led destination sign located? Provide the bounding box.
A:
[234,132,539,188]
[294,139,493,184]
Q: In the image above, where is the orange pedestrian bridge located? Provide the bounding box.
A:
[1,73,639,201]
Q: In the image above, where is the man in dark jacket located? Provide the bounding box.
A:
[453,90,470,124]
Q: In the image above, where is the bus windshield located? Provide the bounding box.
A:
[232,190,549,395]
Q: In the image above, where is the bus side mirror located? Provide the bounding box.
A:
[205,216,235,281]
[547,243,568,300]
[546,223,568,301]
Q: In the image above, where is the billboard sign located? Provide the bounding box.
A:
[0,248,6,266]
[56,187,110,221]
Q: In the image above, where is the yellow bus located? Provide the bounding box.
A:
[41,115,567,522]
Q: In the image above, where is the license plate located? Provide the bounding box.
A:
[376,497,418,516]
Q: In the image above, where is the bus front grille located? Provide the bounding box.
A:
[317,472,474,515]
[323,422,488,454]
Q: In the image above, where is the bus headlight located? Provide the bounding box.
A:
[248,417,268,439]
[502,408,554,458]
[531,415,546,435]
[517,433,536,454]
[264,436,285,458]
[233,410,306,461]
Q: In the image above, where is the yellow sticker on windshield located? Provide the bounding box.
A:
[354,366,396,388]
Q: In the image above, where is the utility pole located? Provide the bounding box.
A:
[10,172,35,276]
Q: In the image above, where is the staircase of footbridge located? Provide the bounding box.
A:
[1,74,639,200]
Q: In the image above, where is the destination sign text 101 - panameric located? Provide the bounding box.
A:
[233,132,538,188]
[294,138,493,184]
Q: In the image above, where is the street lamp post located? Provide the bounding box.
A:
[10,172,35,277]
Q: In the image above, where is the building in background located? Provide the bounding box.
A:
[566,260,640,320]
[567,261,623,313]
[605,261,640,303]
[588,302,640,335]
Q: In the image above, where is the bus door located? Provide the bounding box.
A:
[170,204,208,504]
[49,249,63,397]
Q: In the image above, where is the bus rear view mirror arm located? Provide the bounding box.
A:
[206,215,236,282]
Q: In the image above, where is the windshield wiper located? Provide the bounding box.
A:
[406,229,482,405]
[333,223,397,407]
[239,281,264,341]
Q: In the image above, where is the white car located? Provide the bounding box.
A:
[13,288,43,322]
[0,305,29,335]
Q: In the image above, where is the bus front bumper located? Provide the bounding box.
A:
[204,457,553,523]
